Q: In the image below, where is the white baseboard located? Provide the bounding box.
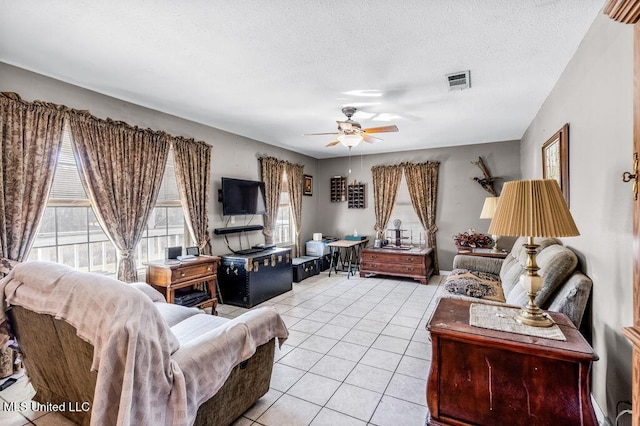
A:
[593,394,613,426]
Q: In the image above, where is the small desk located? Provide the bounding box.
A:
[327,239,369,278]
[145,255,220,314]
[426,298,598,425]
[456,247,508,259]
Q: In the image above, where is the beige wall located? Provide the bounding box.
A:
[316,140,521,270]
[519,14,634,422]
[0,62,320,256]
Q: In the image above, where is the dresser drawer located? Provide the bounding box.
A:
[171,262,216,284]
[361,251,425,266]
[361,261,426,276]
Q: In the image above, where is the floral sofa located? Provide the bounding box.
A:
[442,237,592,328]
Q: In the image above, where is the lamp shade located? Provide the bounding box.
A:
[338,134,363,148]
[488,179,579,238]
[479,196,499,219]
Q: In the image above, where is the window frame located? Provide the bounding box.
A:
[273,171,295,246]
[29,127,189,275]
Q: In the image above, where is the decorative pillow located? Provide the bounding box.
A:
[445,268,506,302]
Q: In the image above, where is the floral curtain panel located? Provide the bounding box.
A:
[260,157,285,246]
[0,92,67,269]
[172,137,212,255]
[285,162,304,256]
[404,161,440,274]
[371,164,403,238]
[68,113,170,282]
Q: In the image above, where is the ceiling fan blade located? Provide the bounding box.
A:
[304,132,340,136]
[326,140,340,147]
[361,133,380,143]
[363,125,399,134]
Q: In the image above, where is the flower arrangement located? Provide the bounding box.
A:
[453,229,494,248]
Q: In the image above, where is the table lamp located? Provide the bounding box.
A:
[480,196,500,252]
[488,180,579,327]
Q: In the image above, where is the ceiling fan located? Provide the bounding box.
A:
[304,106,399,148]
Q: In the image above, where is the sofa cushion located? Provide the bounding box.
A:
[500,237,562,296]
[505,244,578,307]
[444,269,506,302]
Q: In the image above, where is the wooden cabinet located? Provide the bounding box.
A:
[218,248,292,308]
[427,298,598,426]
[330,176,346,202]
[145,255,220,314]
[348,183,366,208]
[360,247,434,284]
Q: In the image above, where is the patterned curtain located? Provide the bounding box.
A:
[285,162,304,256]
[260,157,285,246]
[0,92,67,267]
[371,164,403,238]
[68,113,170,282]
[404,161,440,274]
[172,137,212,255]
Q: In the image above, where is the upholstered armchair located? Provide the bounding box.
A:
[0,261,288,426]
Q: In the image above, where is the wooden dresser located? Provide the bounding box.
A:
[426,298,598,426]
[359,247,434,284]
[145,255,220,314]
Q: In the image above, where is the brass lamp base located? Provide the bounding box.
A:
[515,292,554,327]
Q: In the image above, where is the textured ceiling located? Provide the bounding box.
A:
[0,0,605,159]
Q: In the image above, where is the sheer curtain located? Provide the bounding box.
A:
[285,162,304,256]
[371,164,404,239]
[172,137,212,255]
[260,157,285,246]
[404,161,440,274]
[0,92,67,269]
[68,113,169,282]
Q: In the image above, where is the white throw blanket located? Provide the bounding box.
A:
[0,261,288,426]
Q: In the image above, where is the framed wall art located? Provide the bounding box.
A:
[542,123,570,205]
[303,174,313,196]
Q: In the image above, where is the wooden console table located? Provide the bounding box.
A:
[145,255,220,314]
[360,247,434,284]
[426,298,598,425]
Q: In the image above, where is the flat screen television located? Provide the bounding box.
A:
[221,177,267,216]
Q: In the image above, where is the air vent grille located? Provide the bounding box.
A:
[446,70,470,91]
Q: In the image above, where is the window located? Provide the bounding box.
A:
[29,125,187,274]
[273,172,294,245]
[388,175,426,246]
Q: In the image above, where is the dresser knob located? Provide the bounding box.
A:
[181,272,185,277]
[207,267,212,271]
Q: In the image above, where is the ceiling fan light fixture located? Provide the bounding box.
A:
[338,134,363,148]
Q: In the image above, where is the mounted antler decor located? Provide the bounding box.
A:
[471,157,502,196]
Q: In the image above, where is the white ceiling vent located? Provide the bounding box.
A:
[446,70,471,91]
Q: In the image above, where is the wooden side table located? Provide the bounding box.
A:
[426,298,598,425]
[145,255,220,314]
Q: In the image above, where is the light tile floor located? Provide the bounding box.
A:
[0,271,446,425]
